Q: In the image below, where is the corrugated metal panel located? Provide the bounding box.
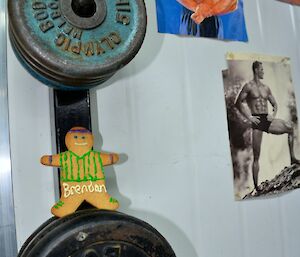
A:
[0,0,17,255]
[7,0,300,256]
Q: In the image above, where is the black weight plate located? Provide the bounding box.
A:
[8,0,147,89]
[19,210,176,257]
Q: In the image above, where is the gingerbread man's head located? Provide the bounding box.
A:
[65,127,93,155]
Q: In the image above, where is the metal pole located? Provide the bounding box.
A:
[52,89,92,199]
[0,0,18,255]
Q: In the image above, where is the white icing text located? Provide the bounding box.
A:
[63,181,107,198]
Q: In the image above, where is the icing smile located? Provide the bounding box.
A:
[75,142,88,146]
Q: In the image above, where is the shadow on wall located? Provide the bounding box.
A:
[88,2,194,253]
[99,163,198,257]
[94,0,164,91]
[89,90,197,257]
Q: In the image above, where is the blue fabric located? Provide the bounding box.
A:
[155,0,248,42]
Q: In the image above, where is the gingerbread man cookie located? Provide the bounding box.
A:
[41,127,119,217]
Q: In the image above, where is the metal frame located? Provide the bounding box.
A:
[0,0,18,255]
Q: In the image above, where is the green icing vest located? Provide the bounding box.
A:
[59,150,105,182]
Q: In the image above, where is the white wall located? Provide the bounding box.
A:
[8,0,300,256]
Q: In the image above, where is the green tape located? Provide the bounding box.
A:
[93,154,97,179]
[70,152,74,180]
[76,156,80,181]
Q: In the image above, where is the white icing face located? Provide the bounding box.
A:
[75,142,88,146]
[65,127,93,153]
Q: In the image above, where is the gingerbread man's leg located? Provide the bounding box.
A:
[51,196,83,218]
[85,192,119,211]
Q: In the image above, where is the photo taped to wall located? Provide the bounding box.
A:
[223,53,300,200]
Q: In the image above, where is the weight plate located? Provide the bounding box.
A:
[8,0,146,89]
[18,210,176,257]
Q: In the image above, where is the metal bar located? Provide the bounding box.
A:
[53,89,92,153]
[52,89,92,199]
[0,0,18,255]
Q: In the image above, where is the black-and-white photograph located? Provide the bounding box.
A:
[223,53,300,200]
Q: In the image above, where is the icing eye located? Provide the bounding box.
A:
[82,136,85,139]
[74,135,78,139]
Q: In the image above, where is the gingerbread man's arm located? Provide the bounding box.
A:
[100,153,119,166]
[40,154,61,167]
